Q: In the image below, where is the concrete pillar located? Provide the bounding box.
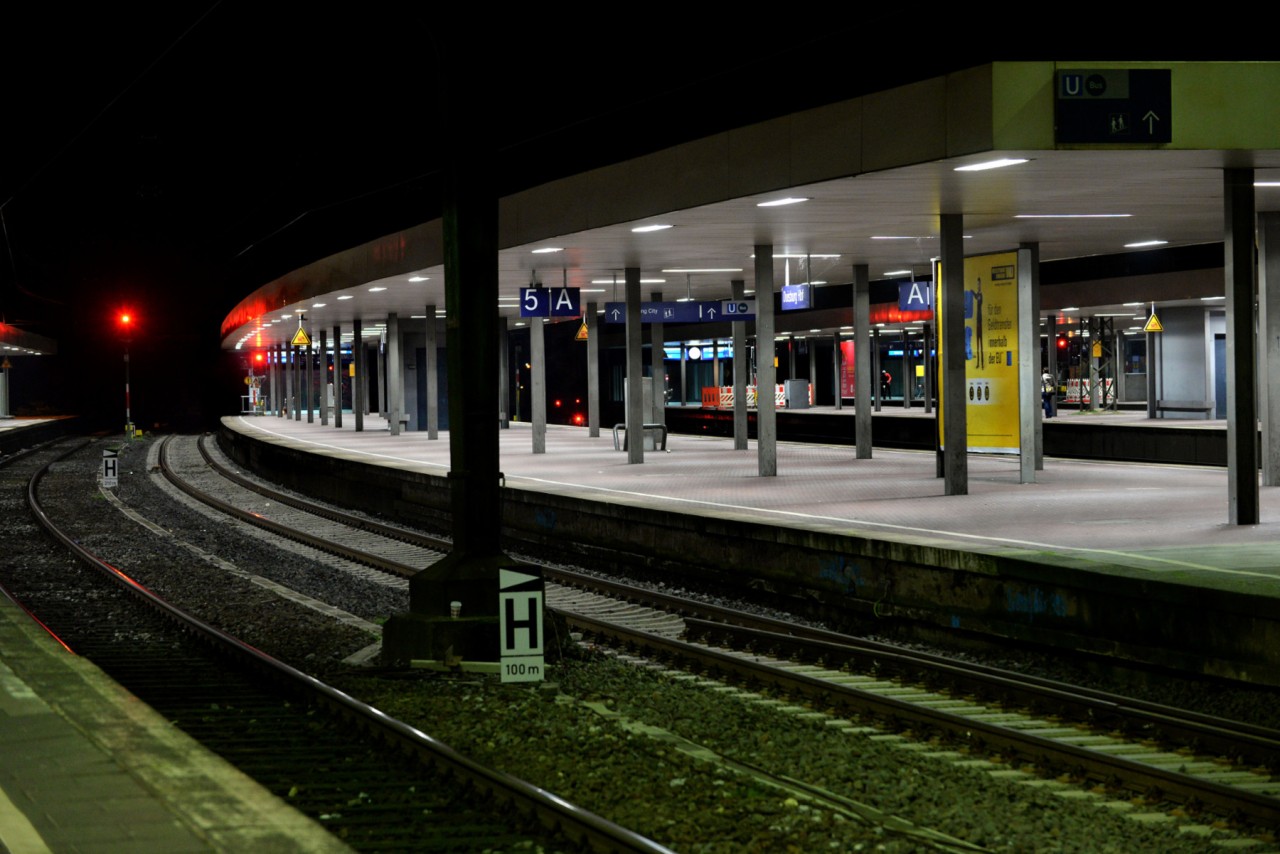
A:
[425,308,439,439]
[0,362,9,419]
[808,337,816,404]
[1225,168,1259,524]
[291,346,300,421]
[387,314,402,436]
[271,344,281,416]
[1259,213,1280,486]
[854,265,872,459]
[872,329,882,412]
[377,334,387,418]
[586,301,600,437]
[332,325,343,428]
[902,331,912,409]
[755,244,776,477]
[941,213,968,495]
[713,338,722,397]
[679,343,687,406]
[731,279,748,450]
[923,323,934,414]
[496,315,508,430]
[531,317,546,454]
[1088,316,1102,409]
[625,267,644,464]
[319,329,329,426]
[305,334,314,424]
[832,330,842,411]
[650,291,665,424]
[353,318,365,432]
[1018,243,1038,483]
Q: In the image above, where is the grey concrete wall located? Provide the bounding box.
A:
[1158,306,1213,416]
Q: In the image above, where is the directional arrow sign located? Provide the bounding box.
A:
[603,300,755,323]
[1055,69,1171,144]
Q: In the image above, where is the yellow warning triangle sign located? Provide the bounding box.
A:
[575,318,589,342]
[290,326,312,347]
[1143,312,1164,333]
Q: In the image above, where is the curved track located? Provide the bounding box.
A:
[12,438,669,853]
[168,432,1280,830]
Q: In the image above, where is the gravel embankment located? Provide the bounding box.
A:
[27,435,1273,852]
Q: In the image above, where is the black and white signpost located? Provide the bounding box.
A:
[102,449,119,489]
[499,568,544,683]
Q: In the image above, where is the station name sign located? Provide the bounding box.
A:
[521,287,581,317]
[603,300,756,324]
[780,284,810,311]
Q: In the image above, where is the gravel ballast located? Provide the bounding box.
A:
[19,435,1274,852]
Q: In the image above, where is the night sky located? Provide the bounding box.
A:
[2,8,1270,430]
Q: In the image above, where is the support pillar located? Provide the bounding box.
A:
[923,323,934,414]
[586,302,600,437]
[650,291,665,424]
[854,265,872,459]
[0,361,9,419]
[872,329,882,412]
[1225,168,1259,524]
[832,330,842,411]
[271,344,282,416]
[496,315,508,430]
[731,279,748,450]
[319,329,329,426]
[353,318,365,432]
[425,308,439,439]
[755,245,776,476]
[291,346,301,421]
[333,325,343,428]
[902,330,912,409]
[625,267,644,464]
[377,334,387,418]
[531,317,546,454]
[941,213,968,495]
[1259,213,1280,485]
[388,313,403,436]
[808,337,816,405]
[305,334,314,424]
[1018,243,1038,482]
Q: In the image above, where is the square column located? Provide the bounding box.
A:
[755,244,776,477]
[319,329,329,426]
[650,291,665,425]
[388,314,403,436]
[353,318,365,432]
[853,264,872,459]
[531,317,546,454]
[1225,168,1259,524]
[425,308,438,439]
[731,279,748,450]
[625,267,644,464]
[586,301,600,437]
[332,325,343,428]
[1259,213,1280,486]
[941,213,968,495]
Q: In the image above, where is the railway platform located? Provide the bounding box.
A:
[220,411,1280,686]
[0,417,345,850]
[0,586,347,852]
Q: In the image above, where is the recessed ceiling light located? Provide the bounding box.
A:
[757,197,810,207]
[1255,181,1280,187]
[408,276,428,282]
[1061,307,1080,311]
[368,286,387,292]
[311,303,326,308]
[954,158,1028,172]
[410,315,427,319]
[580,288,606,293]
[337,295,354,300]
[515,321,526,327]
[590,278,666,284]
[761,253,840,259]
[531,247,563,254]
[1202,296,1226,301]
[632,224,673,233]
[1015,213,1131,219]
[883,269,912,276]
[1124,240,1168,248]
[662,268,743,273]
[1122,302,1144,306]
[871,235,932,240]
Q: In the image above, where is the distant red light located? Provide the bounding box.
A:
[554,399,562,407]
[572,413,585,425]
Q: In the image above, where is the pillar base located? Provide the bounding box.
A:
[381,550,522,665]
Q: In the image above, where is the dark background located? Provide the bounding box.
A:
[1,8,1269,430]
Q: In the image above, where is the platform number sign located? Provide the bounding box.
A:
[499,568,544,682]
[102,449,119,489]
[520,287,581,318]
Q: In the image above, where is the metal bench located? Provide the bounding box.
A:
[612,423,668,452]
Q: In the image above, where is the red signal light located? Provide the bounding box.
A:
[572,413,585,425]
[1056,336,1068,350]
[254,352,265,363]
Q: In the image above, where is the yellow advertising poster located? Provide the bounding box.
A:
[937,251,1020,454]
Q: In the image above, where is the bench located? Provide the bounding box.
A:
[1155,399,1214,416]
[612,423,668,452]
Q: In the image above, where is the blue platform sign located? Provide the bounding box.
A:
[781,284,810,311]
[521,287,581,317]
[604,300,755,324]
[898,280,933,312]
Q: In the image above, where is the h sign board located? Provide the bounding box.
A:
[520,287,581,318]
[499,568,544,683]
[102,450,119,489]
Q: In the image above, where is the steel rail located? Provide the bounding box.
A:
[32,438,674,854]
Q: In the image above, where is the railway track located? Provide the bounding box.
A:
[167,432,1280,833]
[8,437,669,853]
